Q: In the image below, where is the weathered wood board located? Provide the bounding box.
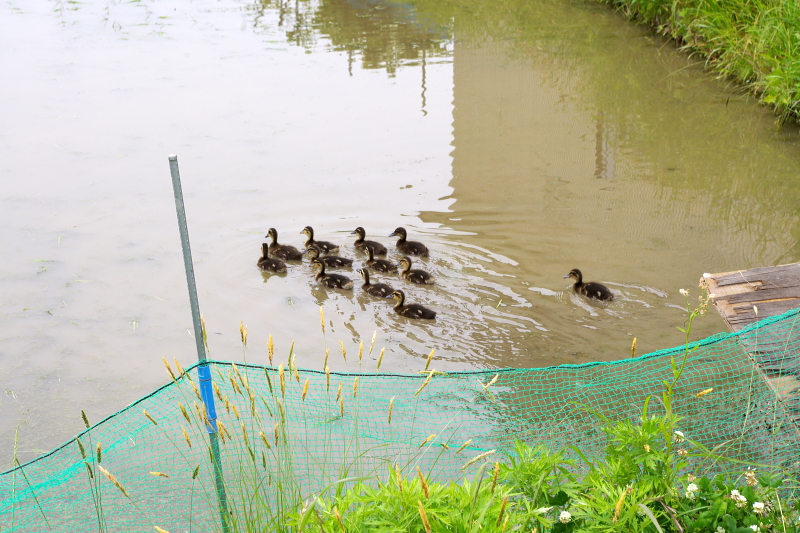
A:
[702,263,800,421]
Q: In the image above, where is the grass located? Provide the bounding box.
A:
[593,0,800,123]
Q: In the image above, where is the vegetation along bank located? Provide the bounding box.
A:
[594,0,800,123]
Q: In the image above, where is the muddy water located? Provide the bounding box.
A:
[1,0,799,464]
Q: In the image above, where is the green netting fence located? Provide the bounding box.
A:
[2,309,800,532]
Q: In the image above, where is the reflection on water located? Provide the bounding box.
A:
[250,0,451,75]
[2,0,800,466]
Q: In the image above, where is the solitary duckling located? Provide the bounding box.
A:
[301,226,339,254]
[257,243,287,273]
[358,268,393,297]
[398,256,434,285]
[365,245,397,273]
[304,244,353,268]
[351,227,387,256]
[390,290,436,320]
[564,269,614,301]
[311,259,354,290]
[389,227,429,257]
[266,228,303,261]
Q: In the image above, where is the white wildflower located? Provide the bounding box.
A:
[750,525,759,532]
[685,483,699,499]
[679,289,689,297]
[716,527,725,533]
[559,511,572,524]
[752,501,765,515]
[673,430,686,443]
[730,489,747,508]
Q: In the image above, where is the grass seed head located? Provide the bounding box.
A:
[425,349,435,370]
[239,321,248,347]
[173,358,185,378]
[388,397,395,423]
[98,464,129,498]
[415,371,434,397]
[325,365,331,391]
[358,341,363,362]
[491,462,500,493]
[417,467,429,498]
[353,377,359,398]
[278,363,285,397]
[81,410,90,429]
[319,307,325,334]
[339,396,345,417]
[333,505,344,531]
[369,331,377,354]
[461,449,496,470]
[419,434,436,448]
[274,422,280,446]
[696,387,714,398]
[259,430,272,450]
[417,500,431,533]
[377,347,385,370]
[150,471,170,478]
[324,348,329,369]
[155,526,170,533]
[76,438,86,459]
[179,403,191,425]
[161,357,176,382]
[339,340,347,361]
[631,337,637,358]
[96,442,102,463]
[200,314,209,352]
[192,465,200,479]
[181,427,192,449]
[267,334,274,366]
[496,495,508,527]
[455,439,472,454]
[336,382,342,401]
[302,379,309,401]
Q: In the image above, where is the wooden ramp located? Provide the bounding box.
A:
[703,262,800,410]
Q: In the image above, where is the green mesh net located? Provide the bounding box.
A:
[1,310,799,532]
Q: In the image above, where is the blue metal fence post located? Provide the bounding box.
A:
[168,154,230,533]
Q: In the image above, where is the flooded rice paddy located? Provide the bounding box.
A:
[1,0,800,463]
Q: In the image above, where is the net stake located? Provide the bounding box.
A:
[168,154,230,533]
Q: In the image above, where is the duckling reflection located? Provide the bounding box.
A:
[563,269,614,301]
[389,290,436,319]
[351,227,387,256]
[301,226,339,254]
[304,244,353,268]
[311,259,354,289]
[257,243,287,273]
[388,227,429,257]
[365,245,397,273]
[397,256,434,285]
[358,268,393,297]
[266,228,303,261]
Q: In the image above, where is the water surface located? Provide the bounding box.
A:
[1,0,799,464]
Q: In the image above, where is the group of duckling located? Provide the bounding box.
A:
[257,226,438,319]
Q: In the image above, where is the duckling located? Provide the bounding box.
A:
[351,227,387,256]
[389,290,436,319]
[563,269,614,301]
[397,256,434,285]
[301,226,340,254]
[358,268,393,297]
[304,244,353,269]
[389,227,429,257]
[257,243,287,273]
[365,245,397,273]
[311,259,354,290]
[266,228,303,261]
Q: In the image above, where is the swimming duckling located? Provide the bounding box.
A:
[351,227,387,256]
[563,269,614,301]
[311,259,354,289]
[304,244,353,268]
[266,228,303,261]
[389,290,436,320]
[301,226,340,254]
[365,245,397,273]
[397,256,435,285]
[358,268,393,297]
[257,243,287,273]
[389,227,429,257]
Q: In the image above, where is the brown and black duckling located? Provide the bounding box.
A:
[311,259,354,290]
[358,268,394,297]
[301,226,340,254]
[365,245,397,273]
[389,290,436,320]
[266,228,303,261]
[389,227,429,257]
[397,256,435,285]
[257,243,287,273]
[563,269,614,301]
[351,227,387,256]
[304,244,353,268]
